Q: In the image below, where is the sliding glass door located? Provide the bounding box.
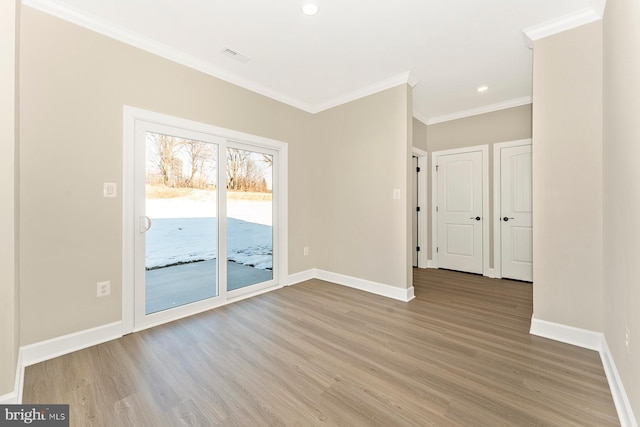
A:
[144,131,219,314]
[132,118,281,329]
[226,146,275,294]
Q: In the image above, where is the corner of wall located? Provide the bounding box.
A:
[0,0,20,401]
[531,20,604,333]
[529,316,638,426]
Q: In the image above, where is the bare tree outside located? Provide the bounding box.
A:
[226,148,250,191]
[146,132,217,189]
[226,148,271,192]
[147,133,181,186]
[146,132,272,195]
[182,140,216,188]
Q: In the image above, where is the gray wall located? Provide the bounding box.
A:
[312,86,412,288]
[531,21,604,332]
[0,0,19,398]
[603,0,640,417]
[412,118,427,152]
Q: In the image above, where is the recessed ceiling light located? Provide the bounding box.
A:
[477,85,489,93]
[301,1,319,16]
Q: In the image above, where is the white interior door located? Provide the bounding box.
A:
[500,144,533,281]
[436,151,484,274]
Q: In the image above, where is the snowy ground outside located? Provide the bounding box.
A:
[146,196,273,270]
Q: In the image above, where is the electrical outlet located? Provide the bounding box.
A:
[97,281,111,297]
[303,247,309,256]
[625,327,631,355]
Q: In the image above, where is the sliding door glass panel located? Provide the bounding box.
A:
[145,132,218,314]
[226,147,273,291]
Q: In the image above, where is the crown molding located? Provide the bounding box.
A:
[591,0,607,17]
[522,0,607,48]
[426,96,532,125]
[22,0,415,115]
[412,111,429,126]
[21,0,317,112]
[309,71,415,113]
[407,73,419,88]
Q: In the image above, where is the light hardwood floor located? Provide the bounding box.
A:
[24,269,619,426]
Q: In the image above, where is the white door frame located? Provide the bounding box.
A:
[412,147,428,269]
[493,138,532,279]
[431,144,489,276]
[122,106,288,333]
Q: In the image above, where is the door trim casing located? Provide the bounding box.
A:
[431,144,489,275]
[492,138,532,280]
[122,106,288,334]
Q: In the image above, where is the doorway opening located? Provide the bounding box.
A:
[412,148,428,268]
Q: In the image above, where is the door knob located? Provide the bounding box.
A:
[503,216,514,222]
[470,216,481,221]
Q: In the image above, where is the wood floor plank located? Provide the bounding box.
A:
[23,268,619,426]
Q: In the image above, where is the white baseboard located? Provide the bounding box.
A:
[4,322,122,405]
[530,315,637,427]
[21,321,123,368]
[600,338,638,427]
[15,349,23,404]
[529,315,603,351]
[427,260,436,269]
[0,348,24,404]
[316,269,415,302]
[0,391,17,404]
[287,269,317,286]
[288,269,414,302]
[406,285,415,301]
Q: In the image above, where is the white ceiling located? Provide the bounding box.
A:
[25,0,605,123]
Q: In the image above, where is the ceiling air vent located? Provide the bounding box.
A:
[221,47,250,64]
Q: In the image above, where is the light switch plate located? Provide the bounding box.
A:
[103,183,117,198]
[97,281,111,297]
